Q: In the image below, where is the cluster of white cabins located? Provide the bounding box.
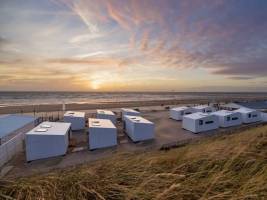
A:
[0,108,155,164]
[0,103,266,167]
[170,105,263,133]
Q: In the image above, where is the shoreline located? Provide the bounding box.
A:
[1,96,266,114]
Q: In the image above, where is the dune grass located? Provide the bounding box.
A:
[0,125,267,200]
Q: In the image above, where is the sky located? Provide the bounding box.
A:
[0,0,267,92]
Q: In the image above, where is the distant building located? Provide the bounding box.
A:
[97,110,116,125]
[213,110,242,127]
[169,106,196,121]
[182,112,219,133]
[63,111,85,131]
[192,105,216,113]
[121,108,140,121]
[234,108,262,124]
[124,115,155,142]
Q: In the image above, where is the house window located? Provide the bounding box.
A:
[252,114,257,118]
[227,116,231,121]
[199,120,203,125]
[185,112,191,115]
[232,117,238,120]
[205,121,214,124]
[206,110,211,113]
[248,114,251,118]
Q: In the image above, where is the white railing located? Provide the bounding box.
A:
[0,132,25,167]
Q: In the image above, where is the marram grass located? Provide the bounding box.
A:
[0,125,267,200]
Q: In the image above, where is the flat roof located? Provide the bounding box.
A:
[121,108,140,114]
[184,112,213,120]
[213,110,236,116]
[222,103,243,109]
[0,114,37,139]
[124,115,153,124]
[26,121,71,136]
[97,110,115,116]
[193,105,211,109]
[88,118,116,129]
[171,106,190,111]
[64,111,85,118]
[235,107,256,114]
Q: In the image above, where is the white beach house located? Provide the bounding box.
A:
[63,111,85,131]
[169,106,195,120]
[213,110,242,127]
[25,121,71,162]
[234,108,261,124]
[182,112,219,133]
[121,108,140,121]
[124,115,154,142]
[96,110,116,125]
[88,118,117,150]
[192,105,215,113]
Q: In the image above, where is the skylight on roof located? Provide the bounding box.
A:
[35,128,48,132]
[41,124,52,128]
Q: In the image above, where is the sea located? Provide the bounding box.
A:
[0,91,266,107]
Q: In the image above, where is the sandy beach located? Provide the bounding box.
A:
[1,95,267,115]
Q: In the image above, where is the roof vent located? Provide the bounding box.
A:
[41,124,52,128]
[35,128,48,132]
[92,121,100,126]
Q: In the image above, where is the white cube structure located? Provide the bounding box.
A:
[25,122,71,161]
[124,115,154,142]
[213,110,242,127]
[63,111,85,131]
[88,118,117,150]
[96,110,116,125]
[235,108,261,124]
[170,106,195,120]
[121,108,140,121]
[192,105,215,113]
[182,112,219,133]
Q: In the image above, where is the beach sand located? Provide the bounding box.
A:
[1,95,266,115]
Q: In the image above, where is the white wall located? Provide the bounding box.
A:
[261,112,267,122]
[240,110,261,123]
[215,113,242,128]
[183,115,219,133]
[0,132,25,167]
